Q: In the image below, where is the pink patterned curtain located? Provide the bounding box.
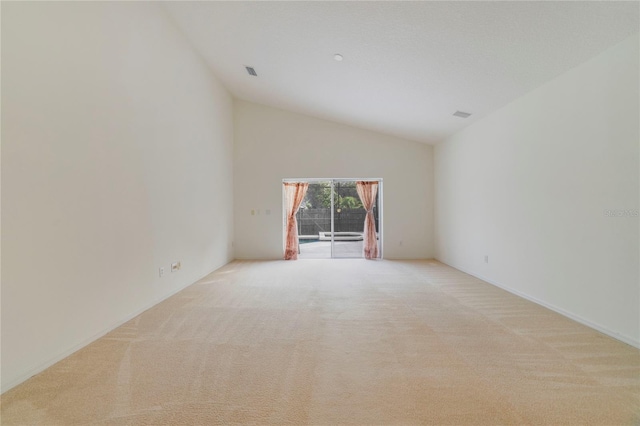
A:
[283,182,309,260]
[356,181,379,259]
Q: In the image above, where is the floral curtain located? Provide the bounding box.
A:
[283,182,309,260]
[356,181,379,259]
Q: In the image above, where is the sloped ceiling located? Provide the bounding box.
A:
[164,1,638,144]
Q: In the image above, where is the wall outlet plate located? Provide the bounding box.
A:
[159,267,165,277]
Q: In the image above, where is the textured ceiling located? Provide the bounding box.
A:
[164,1,639,144]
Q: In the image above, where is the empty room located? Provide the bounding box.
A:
[1,1,639,424]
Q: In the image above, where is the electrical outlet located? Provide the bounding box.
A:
[484,255,489,264]
[159,267,165,277]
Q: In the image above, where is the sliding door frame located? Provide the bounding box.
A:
[282,178,383,259]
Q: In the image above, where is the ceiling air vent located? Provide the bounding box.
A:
[245,66,257,77]
[453,111,471,118]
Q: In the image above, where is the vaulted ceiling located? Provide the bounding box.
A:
[164,2,639,144]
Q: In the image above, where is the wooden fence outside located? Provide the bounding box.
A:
[296,208,379,235]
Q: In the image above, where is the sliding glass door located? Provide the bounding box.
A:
[285,178,382,259]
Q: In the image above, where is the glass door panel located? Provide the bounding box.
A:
[332,181,366,258]
[296,181,331,259]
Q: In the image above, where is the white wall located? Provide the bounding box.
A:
[1,2,234,391]
[435,35,639,346]
[233,100,434,260]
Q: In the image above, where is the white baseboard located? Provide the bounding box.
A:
[1,263,230,394]
[435,258,640,350]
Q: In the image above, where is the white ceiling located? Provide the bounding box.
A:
[164,1,639,144]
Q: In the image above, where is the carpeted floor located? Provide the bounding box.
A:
[2,259,639,425]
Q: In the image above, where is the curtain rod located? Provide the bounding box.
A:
[282,178,383,183]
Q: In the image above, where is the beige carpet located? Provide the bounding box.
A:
[2,259,639,425]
